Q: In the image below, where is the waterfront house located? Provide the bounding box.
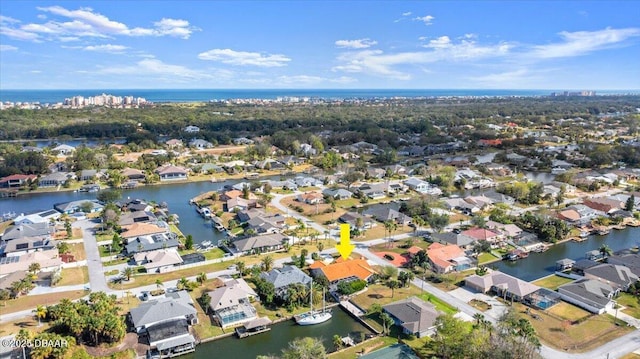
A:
[486,221,522,238]
[54,199,104,214]
[555,258,576,271]
[133,248,183,273]
[13,210,60,225]
[260,265,312,300]
[339,212,375,230]
[121,223,179,255]
[431,232,475,248]
[118,211,157,226]
[557,279,616,314]
[226,197,257,212]
[1,237,57,257]
[0,249,62,275]
[237,209,266,223]
[129,291,197,357]
[583,198,624,215]
[583,263,639,291]
[585,250,604,261]
[52,144,75,155]
[38,172,75,187]
[246,214,286,235]
[363,206,412,226]
[1,222,53,242]
[383,297,441,338]
[155,164,188,181]
[426,243,473,273]
[607,252,640,276]
[122,168,146,182]
[322,188,353,200]
[294,176,322,187]
[207,279,258,328]
[465,270,540,302]
[572,259,600,275]
[461,227,501,244]
[0,174,37,188]
[309,258,377,291]
[232,233,287,255]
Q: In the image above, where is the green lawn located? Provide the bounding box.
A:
[532,275,575,290]
[418,293,458,314]
[329,337,398,359]
[546,302,591,322]
[478,252,499,265]
[617,292,640,319]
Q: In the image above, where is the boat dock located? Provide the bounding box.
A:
[339,300,365,317]
[235,317,272,338]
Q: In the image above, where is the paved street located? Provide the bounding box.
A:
[74,219,109,293]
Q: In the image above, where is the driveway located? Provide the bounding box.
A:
[448,287,508,320]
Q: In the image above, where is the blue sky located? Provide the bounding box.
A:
[1,1,639,89]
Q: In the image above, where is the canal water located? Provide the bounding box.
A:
[184,308,372,359]
[491,227,640,281]
[0,178,280,246]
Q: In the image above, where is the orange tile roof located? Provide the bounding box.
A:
[224,189,243,199]
[373,251,410,267]
[558,209,580,221]
[121,222,167,238]
[407,246,423,256]
[462,227,499,241]
[427,243,465,270]
[317,258,377,282]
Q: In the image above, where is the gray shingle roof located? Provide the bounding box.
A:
[260,265,312,290]
[558,279,614,308]
[233,233,286,253]
[383,297,439,335]
[129,291,196,329]
[2,222,53,241]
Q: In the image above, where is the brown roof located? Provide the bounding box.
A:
[558,209,580,221]
[121,223,167,239]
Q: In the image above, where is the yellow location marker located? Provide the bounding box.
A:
[336,223,355,260]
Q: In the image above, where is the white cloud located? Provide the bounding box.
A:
[413,15,434,25]
[1,5,196,41]
[277,75,356,85]
[0,44,18,51]
[83,44,128,53]
[333,38,512,80]
[529,27,640,59]
[0,15,20,24]
[335,38,377,49]
[97,58,209,80]
[402,12,412,16]
[198,49,291,67]
[469,69,532,85]
[30,70,42,74]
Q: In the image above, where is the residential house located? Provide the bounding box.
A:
[426,243,474,273]
[583,198,624,215]
[322,188,353,200]
[366,168,386,179]
[133,248,183,273]
[359,182,387,199]
[232,233,287,255]
[165,139,184,148]
[260,265,312,300]
[226,197,257,212]
[246,214,286,235]
[120,223,179,255]
[189,139,214,149]
[607,252,640,276]
[463,195,494,210]
[278,156,305,167]
[207,279,258,328]
[12,210,60,225]
[38,172,75,187]
[122,168,146,182]
[385,164,408,176]
[236,209,266,223]
[54,199,104,214]
[2,222,53,242]
[465,270,540,302]
[129,291,197,357]
[52,144,75,155]
[309,258,377,291]
[0,249,62,275]
[339,212,375,230]
[155,165,188,181]
[233,137,254,145]
[583,263,639,291]
[0,174,37,188]
[461,227,501,244]
[442,197,480,213]
[296,192,324,205]
[183,125,200,133]
[405,177,441,195]
[363,206,412,226]
[486,221,522,238]
[1,237,56,257]
[431,232,475,248]
[118,211,157,226]
[383,297,441,338]
[294,176,322,187]
[557,279,616,314]
[220,189,243,201]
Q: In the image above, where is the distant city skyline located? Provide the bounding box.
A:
[1,1,639,90]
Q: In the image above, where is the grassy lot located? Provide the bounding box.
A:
[334,198,361,209]
[546,302,591,322]
[0,220,13,235]
[620,353,640,359]
[169,224,185,238]
[617,292,640,319]
[0,317,50,337]
[352,283,423,309]
[423,269,476,291]
[469,299,491,312]
[478,252,500,265]
[532,275,575,290]
[68,243,87,261]
[188,283,227,340]
[417,293,458,314]
[180,247,226,260]
[369,239,429,255]
[0,290,87,314]
[329,337,398,359]
[103,257,129,267]
[115,295,141,316]
[512,302,633,352]
[56,266,90,286]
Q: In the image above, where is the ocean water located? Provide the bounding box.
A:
[0,89,571,104]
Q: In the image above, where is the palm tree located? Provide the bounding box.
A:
[33,305,47,326]
[332,335,343,350]
[599,244,613,258]
[261,255,274,272]
[386,280,399,298]
[155,279,163,290]
[121,267,134,281]
[236,261,246,277]
[196,272,207,286]
[473,313,485,328]
[380,312,394,335]
[177,277,190,290]
[28,262,41,275]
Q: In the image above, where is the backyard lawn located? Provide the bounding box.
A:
[617,292,640,319]
[68,243,87,261]
[352,283,423,309]
[417,293,458,314]
[532,275,575,290]
[329,337,398,359]
[477,252,500,265]
[56,266,90,286]
[0,290,87,314]
[546,302,590,322]
[512,302,633,352]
